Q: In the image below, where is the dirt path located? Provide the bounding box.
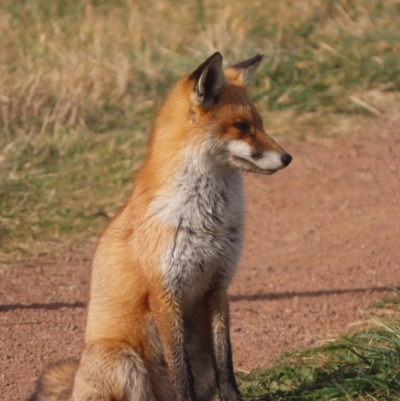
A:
[1,134,400,400]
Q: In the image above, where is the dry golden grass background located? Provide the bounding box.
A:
[1,0,400,265]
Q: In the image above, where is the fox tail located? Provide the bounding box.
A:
[28,359,78,401]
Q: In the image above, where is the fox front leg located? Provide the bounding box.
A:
[149,291,198,401]
[208,289,242,401]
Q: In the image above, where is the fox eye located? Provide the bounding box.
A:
[233,122,250,131]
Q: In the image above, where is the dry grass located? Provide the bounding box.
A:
[1,0,400,264]
[1,0,400,135]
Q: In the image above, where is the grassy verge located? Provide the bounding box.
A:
[237,288,400,400]
[0,128,147,264]
[1,0,400,264]
[1,0,400,135]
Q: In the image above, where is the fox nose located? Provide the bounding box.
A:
[281,153,293,167]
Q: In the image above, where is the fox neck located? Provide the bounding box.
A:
[146,140,243,229]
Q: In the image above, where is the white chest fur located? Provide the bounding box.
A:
[148,150,244,301]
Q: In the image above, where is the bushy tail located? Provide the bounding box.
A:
[28,359,78,401]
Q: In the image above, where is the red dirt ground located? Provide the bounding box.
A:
[1,132,400,400]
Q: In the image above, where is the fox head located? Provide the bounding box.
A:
[184,52,292,175]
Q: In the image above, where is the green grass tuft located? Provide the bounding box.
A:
[237,289,400,400]
[374,287,400,309]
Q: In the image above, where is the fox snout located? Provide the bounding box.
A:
[227,138,292,175]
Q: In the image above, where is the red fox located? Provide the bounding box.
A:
[29,53,292,401]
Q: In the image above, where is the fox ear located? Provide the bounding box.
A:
[225,54,264,86]
[190,52,225,108]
